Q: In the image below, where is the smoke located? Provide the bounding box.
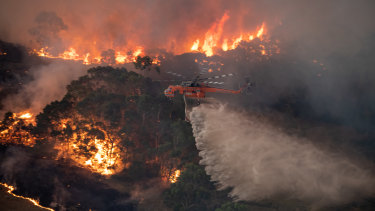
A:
[0,147,30,183]
[190,103,375,207]
[0,0,373,52]
[1,1,374,121]
[28,11,68,54]
[2,60,86,115]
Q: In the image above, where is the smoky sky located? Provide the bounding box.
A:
[2,60,86,115]
[0,0,372,54]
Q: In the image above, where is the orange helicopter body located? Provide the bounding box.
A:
[164,83,243,99]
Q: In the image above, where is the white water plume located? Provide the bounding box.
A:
[189,103,375,207]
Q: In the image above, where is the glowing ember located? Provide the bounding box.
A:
[55,119,126,175]
[0,183,54,211]
[169,169,181,183]
[0,111,36,146]
[19,112,33,119]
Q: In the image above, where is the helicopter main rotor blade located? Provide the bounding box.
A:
[197,73,234,81]
[203,81,225,85]
[166,71,186,78]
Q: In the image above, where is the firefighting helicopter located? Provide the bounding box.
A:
[161,72,252,121]
[163,73,251,99]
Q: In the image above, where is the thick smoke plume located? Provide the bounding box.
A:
[3,60,86,115]
[190,103,375,207]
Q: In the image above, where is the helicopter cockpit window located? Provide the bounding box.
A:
[190,83,200,87]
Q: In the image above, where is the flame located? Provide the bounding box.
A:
[188,13,269,56]
[55,119,126,175]
[0,183,54,211]
[83,53,90,65]
[0,111,125,175]
[222,39,228,51]
[61,48,79,60]
[0,111,36,146]
[169,169,181,183]
[191,39,200,51]
[257,24,265,38]
[115,52,127,63]
[133,47,143,58]
[19,112,32,119]
[200,12,229,57]
[32,46,147,65]
[30,11,275,64]
[83,138,122,175]
[230,35,243,50]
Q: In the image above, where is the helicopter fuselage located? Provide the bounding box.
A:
[164,83,242,99]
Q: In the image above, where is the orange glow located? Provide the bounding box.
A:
[19,112,32,119]
[230,35,243,50]
[0,110,125,175]
[54,119,126,175]
[169,169,181,183]
[83,53,90,65]
[61,48,79,60]
[0,183,54,211]
[115,52,127,63]
[189,13,269,57]
[200,12,229,57]
[222,39,228,51]
[31,13,273,64]
[191,39,199,51]
[0,111,36,146]
[32,46,147,65]
[133,47,143,58]
[257,24,265,38]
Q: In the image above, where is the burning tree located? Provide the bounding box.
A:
[25,66,192,178]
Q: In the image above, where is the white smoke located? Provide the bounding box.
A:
[3,60,86,115]
[189,103,375,207]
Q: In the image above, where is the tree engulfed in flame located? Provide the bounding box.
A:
[55,118,126,175]
[1,110,126,176]
[161,166,182,184]
[0,183,54,211]
[0,111,36,146]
